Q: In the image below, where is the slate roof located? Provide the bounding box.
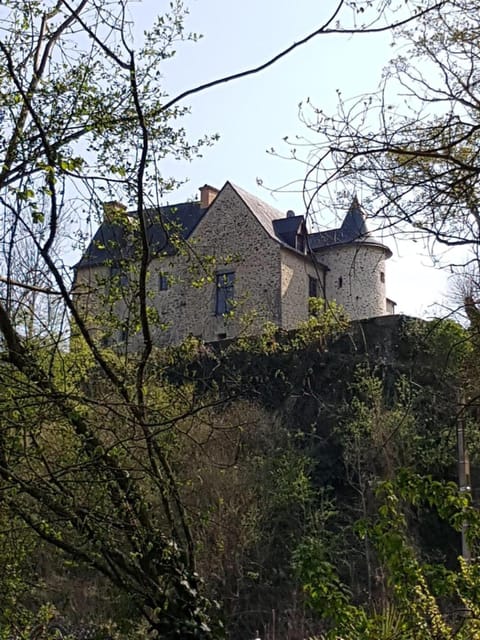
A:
[341,196,369,239]
[309,197,392,257]
[229,183,311,254]
[75,201,205,269]
[273,215,304,247]
[77,183,313,270]
[76,185,388,271]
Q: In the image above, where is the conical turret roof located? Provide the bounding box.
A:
[308,196,392,257]
[340,195,369,241]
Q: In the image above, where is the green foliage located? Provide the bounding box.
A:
[0,507,38,634]
[401,318,471,379]
[234,298,349,355]
[293,298,349,348]
[0,3,221,635]
[295,471,480,640]
[2,301,476,639]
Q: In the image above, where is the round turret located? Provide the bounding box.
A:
[310,198,393,319]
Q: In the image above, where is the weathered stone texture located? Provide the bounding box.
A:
[151,184,282,344]
[320,243,387,319]
[72,265,110,341]
[74,183,395,348]
[280,248,323,328]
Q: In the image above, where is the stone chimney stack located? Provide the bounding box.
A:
[103,201,127,224]
[199,184,219,209]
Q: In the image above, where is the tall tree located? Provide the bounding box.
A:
[0,2,218,636]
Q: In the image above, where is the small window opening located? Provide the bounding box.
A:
[380,271,385,283]
[338,276,343,289]
[308,276,318,298]
[159,273,169,291]
[215,272,235,315]
[217,332,227,340]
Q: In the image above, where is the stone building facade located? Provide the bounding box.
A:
[74,182,395,346]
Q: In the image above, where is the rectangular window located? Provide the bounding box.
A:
[158,273,169,291]
[308,276,318,298]
[380,271,385,283]
[215,271,235,315]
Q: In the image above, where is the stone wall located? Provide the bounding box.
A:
[74,186,394,348]
[319,243,388,319]
[150,184,282,344]
[73,263,142,347]
[72,264,110,343]
[280,247,324,329]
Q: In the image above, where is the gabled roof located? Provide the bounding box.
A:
[77,181,311,270]
[75,201,205,269]
[229,183,289,241]
[76,185,386,271]
[229,183,308,253]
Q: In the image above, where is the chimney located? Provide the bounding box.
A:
[103,201,127,224]
[199,184,219,209]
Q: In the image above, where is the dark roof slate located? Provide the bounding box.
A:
[229,183,310,254]
[309,197,391,257]
[76,186,386,271]
[273,215,305,247]
[341,196,369,240]
[76,201,204,269]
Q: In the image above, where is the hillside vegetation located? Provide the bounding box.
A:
[2,313,479,640]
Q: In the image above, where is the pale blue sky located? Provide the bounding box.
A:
[130,0,451,318]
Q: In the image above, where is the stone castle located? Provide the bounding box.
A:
[74,182,395,346]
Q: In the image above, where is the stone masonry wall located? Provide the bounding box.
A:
[72,265,110,342]
[280,248,324,329]
[73,263,139,346]
[150,184,282,345]
[319,243,388,319]
[74,188,394,348]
